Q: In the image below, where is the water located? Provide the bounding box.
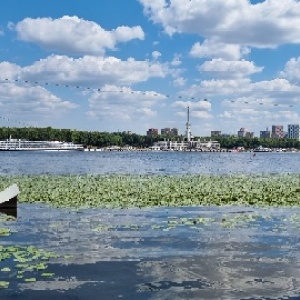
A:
[0,151,299,175]
[1,151,300,299]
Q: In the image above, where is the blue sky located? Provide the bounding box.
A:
[1,0,300,137]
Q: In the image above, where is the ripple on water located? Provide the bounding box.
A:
[1,204,300,299]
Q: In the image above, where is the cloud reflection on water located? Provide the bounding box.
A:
[1,204,300,299]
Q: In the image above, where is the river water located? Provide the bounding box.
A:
[0,151,299,175]
[1,151,300,299]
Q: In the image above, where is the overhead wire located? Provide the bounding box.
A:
[0,77,296,127]
[0,77,295,107]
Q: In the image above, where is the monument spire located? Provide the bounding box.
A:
[186,106,191,143]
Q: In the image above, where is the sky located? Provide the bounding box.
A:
[1,0,300,137]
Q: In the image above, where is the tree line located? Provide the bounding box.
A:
[0,127,300,149]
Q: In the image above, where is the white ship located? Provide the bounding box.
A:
[0,138,84,151]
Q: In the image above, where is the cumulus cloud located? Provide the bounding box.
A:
[280,57,300,84]
[190,78,252,96]
[87,84,166,121]
[190,39,250,60]
[251,78,300,99]
[14,16,145,55]
[139,0,300,48]
[184,77,300,99]
[198,59,263,78]
[176,110,212,120]
[152,51,161,60]
[20,55,170,86]
[0,82,77,116]
[191,110,213,119]
[137,107,157,116]
[219,108,300,124]
[172,100,211,110]
[173,77,186,87]
[0,61,22,79]
[0,55,172,127]
[171,54,182,66]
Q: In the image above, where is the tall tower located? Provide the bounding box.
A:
[185,106,191,142]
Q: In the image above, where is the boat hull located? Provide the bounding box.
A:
[0,184,19,215]
[0,139,84,151]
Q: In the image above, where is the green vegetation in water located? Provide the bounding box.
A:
[0,245,63,287]
[0,215,16,237]
[1,174,300,208]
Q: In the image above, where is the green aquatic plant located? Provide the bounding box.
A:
[1,174,300,208]
[0,245,61,285]
[0,228,11,236]
[0,281,9,288]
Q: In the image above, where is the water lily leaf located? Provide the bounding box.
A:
[25,277,36,282]
[1,267,11,272]
[41,272,55,277]
[0,281,9,288]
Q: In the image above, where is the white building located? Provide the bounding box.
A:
[288,124,300,139]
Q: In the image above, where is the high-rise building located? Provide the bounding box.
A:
[288,124,300,139]
[238,128,254,138]
[211,131,221,137]
[171,128,179,136]
[260,127,271,138]
[271,125,284,138]
[161,128,171,135]
[161,128,178,136]
[146,128,158,137]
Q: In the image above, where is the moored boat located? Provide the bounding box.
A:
[0,184,19,209]
[0,138,84,151]
[253,145,271,152]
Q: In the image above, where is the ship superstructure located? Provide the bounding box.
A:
[0,138,84,151]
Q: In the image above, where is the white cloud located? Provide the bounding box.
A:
[113,25,144,43]
[190,78,252,96]
[252,78,300,98]
[137,107,157,116]
[199,59,263,78]
[218,111,232,119]
[140,0,300,48]
[191,110,213,119]
[152,51,161,60]
[0,61,22,78]
[184,77,300,100]
[0,82,77,117]
[171,54,182,66]
[280,57,300,84]
[218,108,300,124]
[172,100,211,110]
[190,39,250,60]
[173,77,186,87]
[87,85,166,121]
[14,16,145,55]
[20,55,170,86]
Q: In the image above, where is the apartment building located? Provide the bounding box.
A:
[271,125,284,138]
[288,124,300,139]
[237,128,254,138]
[211,131,221,137]
[161,128,179,136]
[146,128,158,137]
[260,128,272,138]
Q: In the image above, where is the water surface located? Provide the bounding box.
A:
[1,152,300,299]
[0,151,299,175]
